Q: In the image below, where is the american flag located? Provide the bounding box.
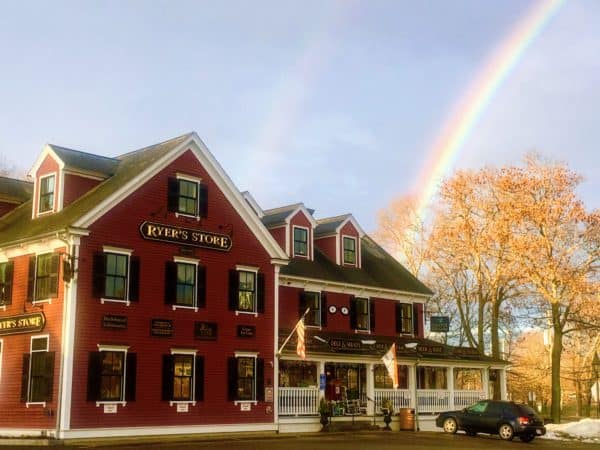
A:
[296,318,306,360]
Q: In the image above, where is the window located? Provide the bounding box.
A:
[374,364,408,389]
[93,249,140,303]
[293,227,308,257]
[395,303,413,334]
[167,176,208,219]
[165,259,206,309]
[417,366,447,389]
[466,401,488,414]
[0,261,13,306]
[27,254,59,303]
[227,354,264,402]
[87,346,136,403]
[343,236,356,265]
[162,351,204,403]
[454,369,483,391]
[300,291,323,327]
[38,174,55,213]
[228,267,264,314]
[21,336,54,404]
[350,297,372,331]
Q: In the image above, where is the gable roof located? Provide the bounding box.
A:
[281,235,433,296]
[0,133,289,262]
[49,145,119,177]
[315,213,366,238]
[0,177,33,204]
[261,203,317,228]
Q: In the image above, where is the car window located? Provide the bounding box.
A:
[467,401,487,413]
[516,404,537,416]
[485,403,503,415]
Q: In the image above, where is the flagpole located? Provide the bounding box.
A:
[277,308,310,356]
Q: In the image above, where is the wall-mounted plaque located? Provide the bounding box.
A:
[0,313,45,336]
[430,316,450,332]
[194,321,217,340]
[237,325,255,338]
[151,319,173,337]
[102,315,127,330]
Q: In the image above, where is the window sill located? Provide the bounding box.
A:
[96,401,127,407]
[32,299,52,305]
[172,305,198,312]
[169,400,196,406]
[175,212,201,221]
[0,305,6,311]
[235,310,258,317]
[234,400,258,406]
[25,402,46,408]
[354,329,371,334]
[101,298,130,306]
[305,325,322,330]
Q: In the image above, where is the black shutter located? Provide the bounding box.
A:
[227,357,237,401]
[44,352,55,402]
[395,303,402,334]
[194,356,204,401]
[370,300,376,332]
[92,253,106,298]
[161,355,174,401]
[320,292,327,327]
[167,178,179,212]
[228,270,238,311]
[20,354,30,402]
[49,254,59,297]
[129,256,140,302]
[2,260,13,305]
[199,183,208,218]
[125,353,137,401]
[413,304,419,337]
[349,296,357,330]
[87,352,102,401]
[165,261,177,305]
[197,265,206,308]
[256,273,265,314]
[256,358,265,401]
[27,256,36,302]
[298,291,308,318]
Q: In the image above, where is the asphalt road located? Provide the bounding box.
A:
[52,431,596,450]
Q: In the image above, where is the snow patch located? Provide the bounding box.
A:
[541,418,600,443]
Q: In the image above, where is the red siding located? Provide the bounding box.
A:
[63,174,102,208]
[0,202,17,217]
[267,226,286,254]
[288,211,312,259]
[70,149,276,429]
[314,236,336,262]
[0,250,66,430]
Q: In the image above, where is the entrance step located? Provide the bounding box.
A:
[326,421,382,432]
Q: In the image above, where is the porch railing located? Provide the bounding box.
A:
[279,387,319,416]
[374,389,412,412]
[417,389,450,412]
[454,390,486,409]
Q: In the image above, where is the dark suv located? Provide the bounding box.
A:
[436,400,546,443]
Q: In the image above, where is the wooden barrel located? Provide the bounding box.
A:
[398,408,415,431]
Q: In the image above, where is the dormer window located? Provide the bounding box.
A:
[343,236,356,265]
[38,174,55,214]
[293,226,308,257]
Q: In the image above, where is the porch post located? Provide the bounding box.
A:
[499,368,508,400]
[482,367,490,399]
[409,363,417,409]
[447,366,455,411]
[366,362,375,415]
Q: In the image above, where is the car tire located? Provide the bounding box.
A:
[520,434,535,443]
[498,423,514,441]
[442,417,458,434]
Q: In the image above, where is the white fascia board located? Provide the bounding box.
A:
[28,145,66,178]
[285,205,318,228]
[335,215,366,238]
[279,274,431,302]
[74,133,289,261]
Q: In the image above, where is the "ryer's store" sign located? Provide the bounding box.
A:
[0,312,46,336]
[139,221,232,251]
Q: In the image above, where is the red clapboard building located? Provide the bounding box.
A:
[0,133,508,439]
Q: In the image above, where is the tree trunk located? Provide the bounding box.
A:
[551,303,563,423]
[575,379,582,417]
[491,300,501,400]
[477,296,485,355]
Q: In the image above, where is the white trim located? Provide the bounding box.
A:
[30,334,50,352]
[172,305,198,312]
[36,172,58,216]
[173,256,200,265]
[235,310,258,317]
[95,401,127,407]
[341,235,358,267]
[170,348,197,355]
[292,225,310,258]
[169,400,197,406]
[234,400,258,406]
[279,274,431,301]
[353,296,371,333]
[273,265,280,429]
[335,233,340,265]
[73,134,288,262]
[285,224,290,255]
[101,298,130,306]
[241,191,264,218]
[285,205,318,228]
[334,215,366,238]
[234,351,259,358]
[25,402,47,408]
[235,264,259,273]
[97,344,129,352]
[0,238,68,261]
[175,172,202,183]
[63,169,106,181]
[102,246,133,255]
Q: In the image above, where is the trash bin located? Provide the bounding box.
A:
[398,408,415,431]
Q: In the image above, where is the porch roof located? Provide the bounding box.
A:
[278,329,507,365]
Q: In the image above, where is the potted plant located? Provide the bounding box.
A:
[381,398,394,431]
[318,398,332,431]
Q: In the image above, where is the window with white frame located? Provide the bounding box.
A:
[227,353,264,402]
[352,297,370,331]
[167,175,208,219]
[228,266,264,314]
[165,258,206,309]
[162,349,204,403]
[293,226,308,257]
[27,253,59,303]
[300,291,321,327]
[343,236,356,265]
[93,248,139,303]
[21,335,54,404]
[38,174,55,214]
[395,303,413,334]
[87,345,136,403]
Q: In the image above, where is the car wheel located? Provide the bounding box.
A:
[443,417,458,434]
[520,434,535,443]
[498,423,514,441]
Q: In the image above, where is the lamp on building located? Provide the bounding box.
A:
[592,352,600,418]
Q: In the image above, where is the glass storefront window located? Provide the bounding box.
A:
[454,368,483,390]
[279,361,318,387]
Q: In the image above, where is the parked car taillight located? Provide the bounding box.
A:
[518,416,530,425]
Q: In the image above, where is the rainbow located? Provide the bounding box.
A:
[413,0,565,221]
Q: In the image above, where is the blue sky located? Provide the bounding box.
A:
[0,0,598,231]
